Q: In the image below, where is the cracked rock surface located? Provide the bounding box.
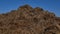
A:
[0,5,60,34]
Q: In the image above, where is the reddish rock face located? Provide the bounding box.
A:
[0,5,60,34]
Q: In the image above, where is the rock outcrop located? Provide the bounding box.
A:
[0,5,60,34]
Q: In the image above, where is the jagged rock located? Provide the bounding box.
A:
[34,7,43,11]
[0,5,60,34]
[18,4,33,11]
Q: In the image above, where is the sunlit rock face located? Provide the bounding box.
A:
[0,5,60,34]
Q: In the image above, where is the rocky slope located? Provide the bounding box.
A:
[0,5,60,34]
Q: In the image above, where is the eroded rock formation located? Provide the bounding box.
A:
[0,5,60,34]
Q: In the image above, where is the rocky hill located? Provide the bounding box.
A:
[0,5,60,34]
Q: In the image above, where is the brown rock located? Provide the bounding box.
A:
[0,5,60,34]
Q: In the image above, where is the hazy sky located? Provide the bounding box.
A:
[0,0,60,17]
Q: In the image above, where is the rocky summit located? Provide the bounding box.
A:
[0,5,60,34]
